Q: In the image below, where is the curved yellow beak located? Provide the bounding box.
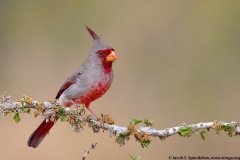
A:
[106,51,117,62]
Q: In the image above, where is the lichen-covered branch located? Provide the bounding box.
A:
[82,143,98,160]
[1,95,240,148]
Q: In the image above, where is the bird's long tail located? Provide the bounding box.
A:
[28,117,58,148]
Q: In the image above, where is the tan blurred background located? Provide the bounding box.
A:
[1,0,240,159]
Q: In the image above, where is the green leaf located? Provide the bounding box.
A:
[221,124,234,137]
[141,139,151,148]
[144,118,153,126]
[116,133,128,145]
[13,113,21,123]
[130,155,141,160]
[25,108,31,114]
[21,100,25,111]
[4,112,10,116]
[200,130,207,140]
[178,126,193,137]
[60,116,67,122]
[129,119,142,125]
[58,107,65,116]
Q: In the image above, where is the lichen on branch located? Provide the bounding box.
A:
[1,95,240,148]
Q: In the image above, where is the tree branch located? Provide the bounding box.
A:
[82,143,98,160]
[1,95,240,148]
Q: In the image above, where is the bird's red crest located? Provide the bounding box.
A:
[86,26,100,40]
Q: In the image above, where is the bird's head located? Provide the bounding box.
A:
[85,26,117,72]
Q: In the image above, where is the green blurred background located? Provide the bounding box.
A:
[1,0,240,159]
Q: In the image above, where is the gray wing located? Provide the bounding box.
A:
[55,66,84,99]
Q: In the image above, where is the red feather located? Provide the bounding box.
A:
[28,117,58,148]
[86,26,100,40]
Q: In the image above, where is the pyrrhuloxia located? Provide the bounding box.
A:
[28,26,117,148]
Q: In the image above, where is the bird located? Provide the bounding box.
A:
[27,26,117,148]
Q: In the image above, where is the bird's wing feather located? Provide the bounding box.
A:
[56,66,85,99]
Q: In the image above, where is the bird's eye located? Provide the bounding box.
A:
[99,51,103,56]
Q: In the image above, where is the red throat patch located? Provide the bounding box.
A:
[97,48,115,74]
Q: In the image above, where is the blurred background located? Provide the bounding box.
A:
[1,0,240,159]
